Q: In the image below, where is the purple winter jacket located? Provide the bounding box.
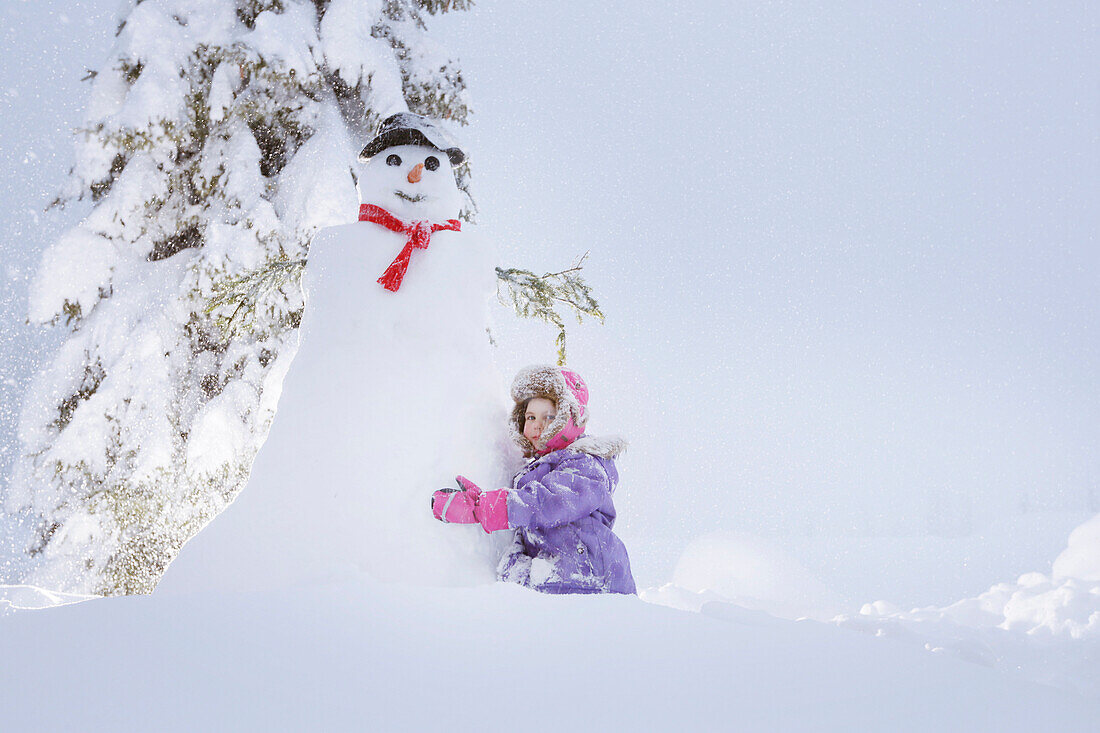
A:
[497,435,636,595]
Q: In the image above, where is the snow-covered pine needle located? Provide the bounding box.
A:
[206,258,307,340]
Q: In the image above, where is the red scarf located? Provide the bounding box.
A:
[357,204,462,292]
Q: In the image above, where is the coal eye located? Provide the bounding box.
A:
[386,154,402,167]
[424,156,440,171]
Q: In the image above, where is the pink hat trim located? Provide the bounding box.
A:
[539,369,588,453]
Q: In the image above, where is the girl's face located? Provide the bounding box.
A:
[523,397,557,444]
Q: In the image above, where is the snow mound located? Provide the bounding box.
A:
[649,532,850,621]
[1053,512,1100,581]
[836,572,1100,695]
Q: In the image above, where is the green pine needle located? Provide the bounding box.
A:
[206,257,306,339]
[495,252,605,365]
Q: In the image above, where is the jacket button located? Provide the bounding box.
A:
[576,543,586,554]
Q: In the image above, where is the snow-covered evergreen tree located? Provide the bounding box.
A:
[2,0,472,595]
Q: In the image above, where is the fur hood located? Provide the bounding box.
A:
[509,365,589,456]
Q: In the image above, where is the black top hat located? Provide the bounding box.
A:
[358,112,466,166]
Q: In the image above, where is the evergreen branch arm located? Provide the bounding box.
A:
[495,252,605,366]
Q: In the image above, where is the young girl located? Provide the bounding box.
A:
[431,365,636,594]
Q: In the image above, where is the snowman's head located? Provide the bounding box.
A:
[357,113,466,222]
[357,144,462,223]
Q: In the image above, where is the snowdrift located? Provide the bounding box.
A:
[643,526,1100,698]
[2,578,1098,732]
[1054,513,1100,581]
[833,572,1100,697]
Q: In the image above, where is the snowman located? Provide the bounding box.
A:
[161,113,508,593]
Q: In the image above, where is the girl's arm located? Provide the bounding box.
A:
[499,453,610,530]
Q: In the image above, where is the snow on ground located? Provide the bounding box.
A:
[646,532,852,621]
[648,566,1100,700]
[2,578,1098,732]
[824,511,1100,698]
[776,511,1095,611]
[640,517,1100,699]
[7,512,1100,725]
[835,573,1100,698]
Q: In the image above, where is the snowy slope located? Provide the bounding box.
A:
[2,580,1098,732]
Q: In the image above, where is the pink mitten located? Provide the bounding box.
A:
[431,476,484,523]
[457,476,510,532]
[431,487,478,524]
[455,475,483,495]
[432,477,510,532]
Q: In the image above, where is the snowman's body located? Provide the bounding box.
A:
[161,144,508,593]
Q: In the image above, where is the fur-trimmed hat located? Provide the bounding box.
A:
[510,365,589,456]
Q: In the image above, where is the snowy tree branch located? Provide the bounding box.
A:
[495,252,605,366]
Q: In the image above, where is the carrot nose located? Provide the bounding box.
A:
[407,163,424,184]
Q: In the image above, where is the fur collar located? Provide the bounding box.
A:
[566,435,627,460]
